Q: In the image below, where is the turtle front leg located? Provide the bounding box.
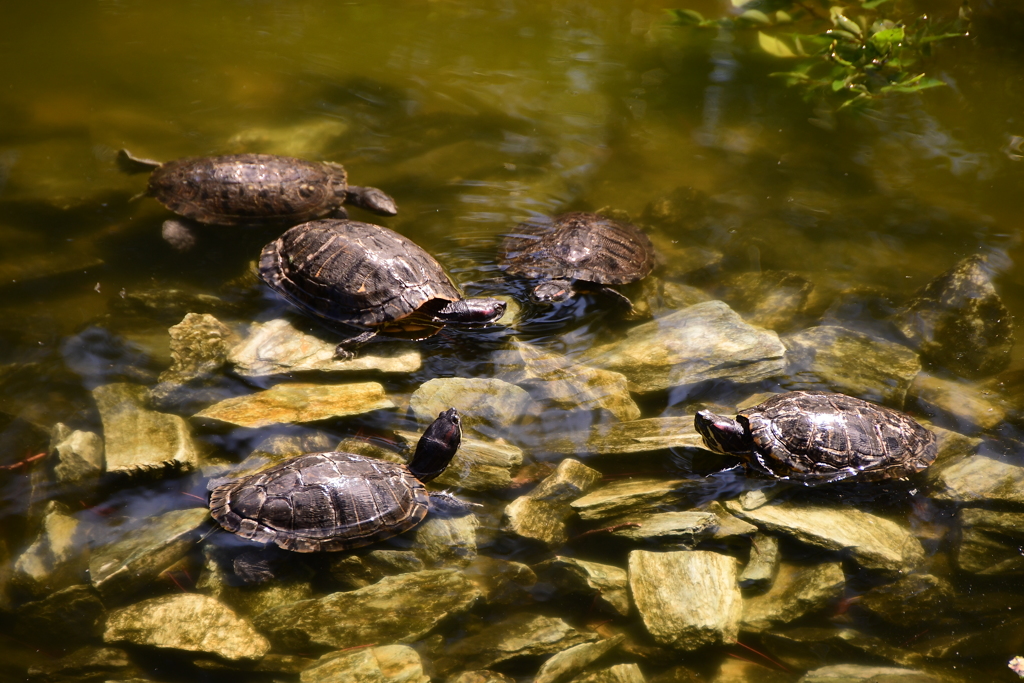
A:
[346,186,399,216]
[594,285,636,313]
[427,490,481,517]
[333,328,379,360]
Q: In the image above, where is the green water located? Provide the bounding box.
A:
[3,0,1024,681]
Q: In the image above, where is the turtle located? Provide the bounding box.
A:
[209,408,469,553]
[498,212,656,309]
[258,219,507,359]
[693,391,937,485]
[117,149,398,251]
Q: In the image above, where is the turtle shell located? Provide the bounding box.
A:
[258,219,463,334]
[209,452,430,552]
[740,391,937,484]
[148,154,348,226]
[499,212,655,285]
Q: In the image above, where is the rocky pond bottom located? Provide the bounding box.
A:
[4,254,1024,683]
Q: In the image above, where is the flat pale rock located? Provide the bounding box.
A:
[230,318,421,377]
[628,549,741,650]
[610,511,719,545]
[502,496,572,548]
[410,377,536,439]
[535,634,625,683]
[442,613,596,672]
[725,501,924,575]
[93,383,198,477]
[798,663,940,682]
[90,507,210,600]
[104,593,269,661]
[49,423,103,484]
[534,556,630,617]
[908,372,1007,432]
[585,300,786,394]
[546,416,705,456]
[782,325,920,405]
[528,458,603,503]
[571,478,693,521]
[193,381,394,428]
[741,561,845,631]
[927,453,1024,506]
[254,569,480,650]
[299,644,429,683]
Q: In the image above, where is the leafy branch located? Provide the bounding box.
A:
[668,0,969,112]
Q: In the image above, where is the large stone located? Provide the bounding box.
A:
[394,430,523,492]
[927,453,1024,506]
[782,326,921,405]
[892,255,1014,379]
[530,459,603,502]
[93,382,199,477]
[230,317,422,378]
[105,593,269,661]
[254,569,481,650]
[12,500,84,598]
[158,313,239,384]
[569,663,646,683]
[441,613,596,672]
[26,646,142,682]
[857,574,953,626]
[738,533,780,590]
[535,634,625,683]
[725,500,924,575]
[330,550,425,590]
[740,561,845,632]
[410,378,536,439]
[712,658,790,682]
[571,478,693,521]
[49,423,104,485]
[494,341,640,421]
[545,416,706,456]
[503,459,602,547]
[403,511,479,567]
[89,507,210,600]
[610,511,719,546]
[193,381,394,428]
[798,664,940,682]
[628,550,741,650]
[17,584,105,641]
[953,508,1024,574]
[908,373,1008,433]
[717,270,813,332]
[585,301,786,394]
[300,644,429,683]
[534,556,630,617]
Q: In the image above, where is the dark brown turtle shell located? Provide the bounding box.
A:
[499,212,655,285]
[147,154,349,226]
[209,452,430,553]
[258,219,463,336]
[742,391,937,484]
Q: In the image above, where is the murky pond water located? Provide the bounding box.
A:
[4,1,1024,681]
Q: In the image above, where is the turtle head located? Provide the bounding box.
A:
[434,298,507,325]
[409,408,462,482]
[694,410,753,456]
[531,280,574,303]
[345,186,399,216]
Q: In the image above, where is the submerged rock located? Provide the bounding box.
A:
[610,511,719,546]
[254,569,481,650]
[93,382,199,477]
[503,459,602,547]
[738,533,780,590]
[718,270,813,332]
[49,422,104,485]
[89,507,210,600]
[330,550,425,590]
[927,452,1024,506]
[403,510,479,567]
[892,255,1014,379]
[440,613,596,672]
[158,313,238,384]
[394,429,523,492]
[494,341,640,421]
[300,644,429,683]
[410,377,536,439]
[586,301,786,394]
[782,325,920,405]
[857,574,953,626]
[13,500,85,598]
[569,663,646,683]
[193,381,394,428]
[545,416,705,456]
[17,583,105,641]
[230,317,421,378]
[725,500,924,575]
[798,663,941,682]
[908,372,1007,433]
[740,561,845,632]
[953,508,1024,575]
[534,556,630,617]
[629,550,741,650]
[571,478,693,521]
[712,658,790,683]
[447,672,516,683]
[26,646,141,682]
[104,593,270,661]
[534,634,625,683]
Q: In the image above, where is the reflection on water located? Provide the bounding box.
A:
[3,0,1024,681]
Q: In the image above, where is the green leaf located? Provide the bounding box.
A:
[739,9,772,25]
[830,8,863,36]
[758,31,797,57]
[669,9,707,26]
[870,26,904,49]
[880,75,946,93]
[861,0,891,8]
[918,32,967,45]
[831,78,847,91]
[776,10,793,24]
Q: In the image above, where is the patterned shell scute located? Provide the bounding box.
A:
[499,212,655,285]
[149,154,347,226]
[208,452,430,552]
[258,219,462,328]
[742,391,937,484]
